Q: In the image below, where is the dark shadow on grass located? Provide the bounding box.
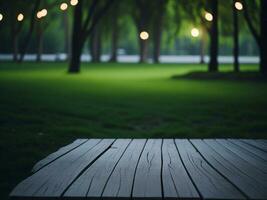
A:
[172,71,267,82]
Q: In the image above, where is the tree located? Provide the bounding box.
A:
[90,23,102,63]
[109,2,119,62]
[133,0,153,63]
[208,0,219,72]
[233,0,240,72]
[243,0,267,75]
[152,0,168,63]
[69,0,115,73]
[18,0,41,62]
[260,0,267,75]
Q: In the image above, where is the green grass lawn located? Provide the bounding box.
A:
[0,62,267,199]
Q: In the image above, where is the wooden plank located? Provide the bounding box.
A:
[162,139,199,199]
[64,139,131,198]
[132,139,162,199]
[205,139,267,185]
[228,139,267,161]
[191,139,266,199]
[10,139,114,198]
[32,139,88,172]
[102,139,146,199]
[242,139,267,153]
[175,139,244,199]
[216,139,267,173]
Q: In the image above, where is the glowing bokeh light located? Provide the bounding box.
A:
[0,13,3,21]
[41,9,47,17]
[70,0,78,6]
[191,28,200,38]
[17,13,24,22]
[205,12,213,21]
[235,2,243,10]
[140,31,149,40]
[60,3,68,11]
[37,9,47,19]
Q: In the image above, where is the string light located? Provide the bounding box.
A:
[41,9,47,17]
[205,12,213,21]
[191,28,200,38]
[0,13,3,21]
[37,9,47,19]
[140,31,149,40]
[235,1,243,10]
[17,13,24,22]
[60,3,68,11]
[70,0,78,6]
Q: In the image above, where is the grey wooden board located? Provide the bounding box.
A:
[175,139,244,199]
[102,139,147,199]
[64,139,131,198]
[228,139,267,161]
[132,139,162,199]
[32,139,88,173]
[191,139,267,199]
[205,139,267,185]
[10,139,267,200]
[162,139,199,199]
[10,139,114,197]
[216,139,267,173]
[242,139,267,152]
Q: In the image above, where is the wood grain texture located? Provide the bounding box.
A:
[9,139,267,200]
[10,139,114,198]
[102,139,147,199]
[32,139,88,173]
[242,139,267,153]
[205,139,267,186]
[228,139,267,161]
[162,139,199,200]
[175,139,244,200]
[64,139,131,198]
[132,139,162,199]
[216,139,267,173]
[192,139,266,199]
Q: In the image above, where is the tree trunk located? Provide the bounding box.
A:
[36,23,43,62]
[19,0,41,62]
[63,12,71,61]
[260,0,267,75]
[68,1,84,73]
[90,25,102,63]
[233,0,239,72]
[200,28,206,64]
[152,0,164,63]
[152,19,162,63]
[139,35,148,63]
[12,33,18,62]
[109,5,118,62]
[208,0,219,72]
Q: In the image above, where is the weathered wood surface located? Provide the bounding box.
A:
[10,139,267,200]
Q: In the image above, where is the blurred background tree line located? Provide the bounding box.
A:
[0,0,265,73]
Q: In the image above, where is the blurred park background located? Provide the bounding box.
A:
[0,0,267,199]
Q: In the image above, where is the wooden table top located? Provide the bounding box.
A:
[10,139,267,199]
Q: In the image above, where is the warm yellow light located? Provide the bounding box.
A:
[205,12,213,21]
[0,13,3,21]
[191,28,200,38]
[41,9,47,17]
[37,9,47,19]
[140,31,149,40]
[37,11,42,19]
[17,13,24,22]
[60,3,68,11]
[70,0,78,6]
[235,2,243,10]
